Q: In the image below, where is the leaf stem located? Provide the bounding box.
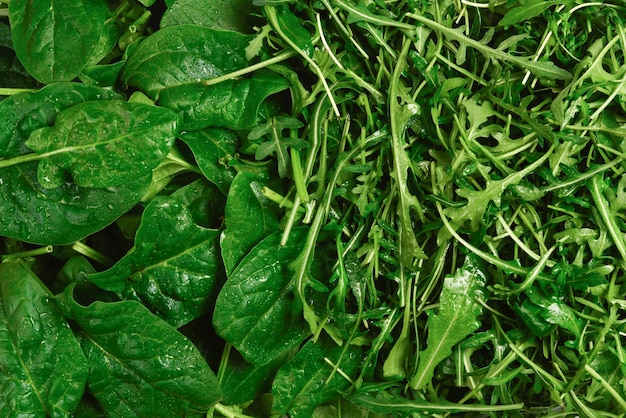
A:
[202,49,298,86]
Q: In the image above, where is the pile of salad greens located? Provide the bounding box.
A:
[1,0,626,416]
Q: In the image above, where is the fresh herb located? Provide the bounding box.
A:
[1,0,626,416]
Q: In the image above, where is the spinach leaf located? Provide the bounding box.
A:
[8,0,109,83]
[272,339,363,417]
[23,100,178,189]
[180,128,238,195]
[0,261,88,417]
[213,227,311,365]
[0,83,120,158]
[121,25,252,98]
[87,193,225,328]
[0,161,151,245]
[57,285,222,416]
[160,0,259,33]
[157,69,289,131]
[219,171,281,274]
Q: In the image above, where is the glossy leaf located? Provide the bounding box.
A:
[220,352,281,405]
[272,339,363,417]
[160,0,259,32]
[499,0,564,27]
[0,261,88,417]
[180,128,238,195]
[25,100,178,189]
[410,256,486,390]
[87,193,225,327]
[220,171,281,274]
[121,24,252,98]
[0,82,120,158]
[157,70,289,131]
[9,0,109,83]
[57,285,222,416]
[0,161,151,245]
[213,228,310,365]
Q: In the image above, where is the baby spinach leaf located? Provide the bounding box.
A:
[9,0,109,83]
[157,70,289,131]
[121,24,252,98]
[0,162,151,245]
[220,171,281,274]
[0,261,88,417]
[24,100,178,189]
[87,194,225,328]
[213,227,311,365]
[272,339,363,417]
[180,128,238,195]
[0,82,121,158]
[410,255,486,390]
[57,285,222,417]
[220,351,283,405]
[160,0,259,33]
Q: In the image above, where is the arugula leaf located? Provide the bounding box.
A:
[87,193,225,328]
[499,0,566,27]
[251,116,307,178]
[57,285,222,416]
[8,0,109,83]
[410,255,486,389]
[0,261,88,416]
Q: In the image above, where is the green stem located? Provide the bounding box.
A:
[589,175,626,261]
[202,49,297,86]
[1,245,54,261]
[0,87,37,95]
[406,13,573,80]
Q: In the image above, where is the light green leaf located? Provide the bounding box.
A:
[0,261,88,417]
[499,0,562,27]
[410,256,486,390]
[87,192,225,328]
[57,285,222,416]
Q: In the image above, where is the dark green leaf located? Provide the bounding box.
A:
[24,100,178,188]
[9,0,109,83]
[0,82,121,158]
[157,70,289,131]
[180,128,238,195]
[57,285,222,416]
[0,261,88,416]
[87,194,225,327]
[0,161,151,245]
[272,339,363,417]
[220,171,281,274]
[213,227,310,365]
[161,0,259,32]
[121,25,252,98]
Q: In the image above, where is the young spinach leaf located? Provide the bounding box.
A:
[57,285,222,417]
[21,100,178,189]
[9,0,109,83]
[0,261,88,417]
[87,194,225,328]
[213,227,311,365]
